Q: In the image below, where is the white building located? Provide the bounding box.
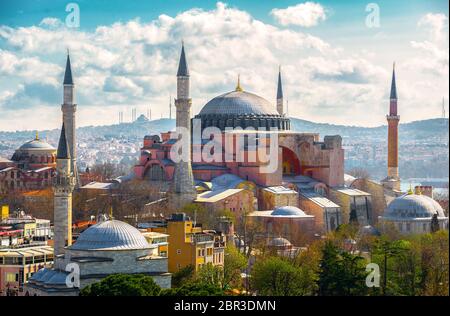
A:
[379,192,448,234]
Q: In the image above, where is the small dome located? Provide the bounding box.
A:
[359,225,380,236]
[199,90,279,116]
[383,194,445,219]
[70,220,150,251]
[272,206,307,217]
[268,237,292,248]
[19,139,55,150]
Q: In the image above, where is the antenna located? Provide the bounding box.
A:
[286,98,289,117]
[169,94,172,120]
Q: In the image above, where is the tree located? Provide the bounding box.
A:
[80,274,161,296]
[223,245,247,291]
[371,238,409,295]
[318,241,369,296]
[251,256,311,296]
[161,280,225,296]
[348,168,370,180]
[419,231,449,296]
[197,263,224,288]
[171,264,195,288]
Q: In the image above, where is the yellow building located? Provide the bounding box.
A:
[148,213,226,273]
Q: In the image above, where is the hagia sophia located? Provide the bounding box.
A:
[0,43,448,295]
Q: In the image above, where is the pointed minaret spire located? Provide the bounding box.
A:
[56,123,70,159]
[277,66,283,99]
[177,42,189,77]
[63,51,74,85]
[390,62,397,100]
[276,66,284,115]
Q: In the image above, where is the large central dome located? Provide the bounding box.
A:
[199,90,279,116]
[194,89,290,131]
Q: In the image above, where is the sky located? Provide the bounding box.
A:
[0,0,448,131]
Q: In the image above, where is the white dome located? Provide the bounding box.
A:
[268,237,292,248]
[271,206,307,217]
[383,194,445,220]
[70,220,150,251]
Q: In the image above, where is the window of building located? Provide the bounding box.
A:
[176,249,181,255]
[423,223,427,232]
[406,223,411,232]
[6,273,18,282]
[207,248,213,256]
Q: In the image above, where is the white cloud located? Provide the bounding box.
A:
[270,2,326,27]
[418,13,448,43]
[0,2,446,130]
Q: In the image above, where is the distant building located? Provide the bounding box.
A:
[0,245,54,296]
[0,134,56,194]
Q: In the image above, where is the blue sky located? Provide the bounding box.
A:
[0,0,448,130]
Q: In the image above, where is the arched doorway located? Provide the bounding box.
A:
[281,147,301,176]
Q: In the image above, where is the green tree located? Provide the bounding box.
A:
[223,245,247,291]
[371,238,409,295]
[161,280,225,296]
[197,263,224,288]
[318,241,369,296]
[171,264,195,288]
[80,274,161,296]
[251,256,311,296]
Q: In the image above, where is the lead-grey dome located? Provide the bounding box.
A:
[194,89,290,131]
[384,194,445,219]
[271,206,308,217]
[19,139,55,150]
[70,220,150,250]
[199,90,279,116]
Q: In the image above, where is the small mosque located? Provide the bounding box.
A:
[26,217,171,296]
[379,187,448,234]
[0,133,57,193]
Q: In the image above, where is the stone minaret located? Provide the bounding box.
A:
[61,52,79,187]
[170,42,196,209]
[383,63,400,191]
[53,123,75,257]
[276,66,284,116]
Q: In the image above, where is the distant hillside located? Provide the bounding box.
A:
[0,117,448,146]
[290,118,449,142]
